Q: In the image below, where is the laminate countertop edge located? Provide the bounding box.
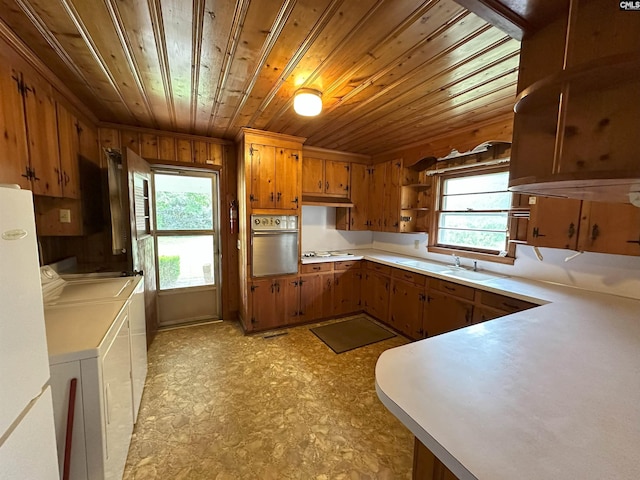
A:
[355,248,640,479]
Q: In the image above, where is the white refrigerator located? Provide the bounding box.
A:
[0,185,59,479]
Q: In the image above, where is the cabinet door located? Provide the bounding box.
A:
[528,196,582,250]
[389,278,424,339]
[325,160,350,195]
[350,163,369,230]
[0,65,29,189]
[23,73,62,196]
[302,157,324,194]
[321,272,334,318]
[472,306,505,324]
[333,269,361,317]
[578,201,640,256]
[249,278,280,330]
[275,147,300,210]
[283,276,301,325]
[56,103,80,199]
[299,274,322,322]
[383,160,402,232]
[369,164,385,230]
[365,272,390,321]
[424,291,473,337]
[249,143,276,209]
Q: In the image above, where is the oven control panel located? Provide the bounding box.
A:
[251,214,298,231]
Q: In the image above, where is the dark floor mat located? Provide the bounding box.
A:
[310,316,396,354]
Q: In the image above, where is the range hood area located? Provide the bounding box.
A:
[301,195,354,207]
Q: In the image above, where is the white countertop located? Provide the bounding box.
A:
[353,249,640,479]
[44,300,128,364]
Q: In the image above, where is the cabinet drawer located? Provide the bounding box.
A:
[366,262,390,274]
[391,268,426,286]
[479,291,536,314]
[334,260,361,271]
[301,263,333,274]
[429,279,475,301]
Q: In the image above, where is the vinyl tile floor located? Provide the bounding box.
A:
[123,315,414,479]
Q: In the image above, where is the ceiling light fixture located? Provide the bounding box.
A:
[293,88,322,116]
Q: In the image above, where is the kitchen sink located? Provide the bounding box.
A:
[395,259,431,268]
[440,268,507,282]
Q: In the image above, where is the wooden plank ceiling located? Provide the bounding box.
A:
[0,0,523,156]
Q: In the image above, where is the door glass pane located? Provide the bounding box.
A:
[155,174,213,231]
[157,236,215,289]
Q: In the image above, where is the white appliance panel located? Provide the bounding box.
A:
[129,282,147,422]
[43,275,134,305]
[0,386,59,480]
[0,187,51,436]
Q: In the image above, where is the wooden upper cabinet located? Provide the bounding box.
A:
[302,157,350,196]
[529,196,640,256]
[22,71,62,197]
[509,3,640,202]
[577,202,640,256]
[325,161,350,196]
[0,62,29,190]
[249,143,277,209]
[275,147,300,210]
[55,103,80,199]
[369,163,385,230]
[243,131,303,211]
[302,157,324,194]
[349,163,369,230]
[383,160,402,232]
[528,196,582,250]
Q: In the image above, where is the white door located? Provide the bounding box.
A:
[0,187,51,436]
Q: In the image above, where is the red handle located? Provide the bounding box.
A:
[63,378,78,480]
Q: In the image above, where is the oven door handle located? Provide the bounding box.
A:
[252,230,299,235]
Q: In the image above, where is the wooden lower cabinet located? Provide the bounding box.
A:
[424,290,473,338]
[413,438,458,480]
[249,277,286,331]
[363,270,390,321]
[389,277,424,339]
[298,274,323,322]
[333,261,362,316]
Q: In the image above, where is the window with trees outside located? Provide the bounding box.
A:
[435,168,512,255]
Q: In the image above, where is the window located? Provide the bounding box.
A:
[435,169,512,255]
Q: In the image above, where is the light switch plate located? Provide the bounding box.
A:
[59,209,71,223]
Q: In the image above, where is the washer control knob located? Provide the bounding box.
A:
[275,219,281,225]
[254,218,260,225]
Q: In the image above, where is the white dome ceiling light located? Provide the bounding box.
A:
[293,89,322,116]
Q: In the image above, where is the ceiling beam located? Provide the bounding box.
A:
[453,0,531,40]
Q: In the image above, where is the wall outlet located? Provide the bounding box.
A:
[59,209,71,223]
[414,239,420,249]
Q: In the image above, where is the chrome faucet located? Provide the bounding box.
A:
[452,254,461,268]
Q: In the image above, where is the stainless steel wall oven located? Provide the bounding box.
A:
[250,214,299,277]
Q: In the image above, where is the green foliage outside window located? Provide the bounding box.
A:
[159,255,180,286]
[156,192,212,230]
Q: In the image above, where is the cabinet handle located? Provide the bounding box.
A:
[443,285,455,292]
[270,192,274,202]
[532,227,546,238]
[21,166,30,179]
[312,266,320,271]
[568,222,575,239]
[31,168,40,182]
[64,171,70,185]
[277,192,281,202]
[318,180,322,189]
[591,224,600,241]
[326,181,329,191]
[626,236,640,245]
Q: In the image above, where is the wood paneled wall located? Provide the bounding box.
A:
[372,114,514,166]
